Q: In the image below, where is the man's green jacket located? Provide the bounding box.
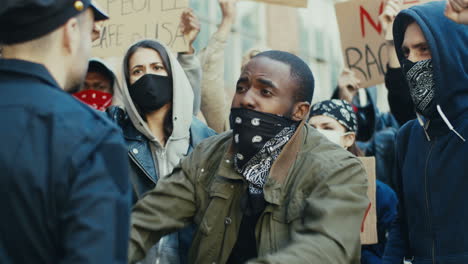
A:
[129,123,369,264]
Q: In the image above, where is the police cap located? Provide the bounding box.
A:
[0,0,108,44]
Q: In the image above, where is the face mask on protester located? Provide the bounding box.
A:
[401,58,436,117]
[129,74,173,114]
[317,128,352,148]
[229,108,298,169]
[73,89,112,111]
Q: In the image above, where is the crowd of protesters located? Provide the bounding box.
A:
[0,0,467,263]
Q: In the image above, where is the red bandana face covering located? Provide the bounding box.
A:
[73,90,113,111]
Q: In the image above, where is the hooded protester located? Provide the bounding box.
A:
[383,2,468,264]
[74,58,124,111]
[106,39,215,264]
[128,50,369,264]
[309,99,398,264]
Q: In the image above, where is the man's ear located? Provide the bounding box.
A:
[291,102,310,122]
[343,132,356,149]
[62,17,80,55]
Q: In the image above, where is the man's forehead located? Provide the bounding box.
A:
[241,56,291,77]
[86,71,111,81]
[403,22,427,43]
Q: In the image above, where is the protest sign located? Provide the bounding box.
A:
[335,0,437,88]
[92,0,189,57]
[266,5,300,53]
[335,0,387,88]
[359,156,378,245]
[242,0,308,8]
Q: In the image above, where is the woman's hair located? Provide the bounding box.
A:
[122,39,174,140]
[122,39,172,87]
[347,140,365,157]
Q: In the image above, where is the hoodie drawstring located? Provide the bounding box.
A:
[417,112,432,142]
[436,105,466,142]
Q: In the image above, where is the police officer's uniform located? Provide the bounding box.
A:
[0,1,131,263]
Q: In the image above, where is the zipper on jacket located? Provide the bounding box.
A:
[158,149,167,177]
[424,142,435,264]
[128,152,156,184]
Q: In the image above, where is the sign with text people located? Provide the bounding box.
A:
[335,0,436,88]
[93,0,189,57]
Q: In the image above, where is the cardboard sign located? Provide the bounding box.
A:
[242,0,308,8]
[266,5,300,53]
[359,157,378,245]
[335,0,388,88]
[335,0,437,88]
[92,0,189,57]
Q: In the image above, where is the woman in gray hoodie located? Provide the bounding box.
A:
[107,39,215,264]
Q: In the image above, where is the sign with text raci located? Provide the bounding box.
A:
[92,0,189,57]
[335,0,436,88]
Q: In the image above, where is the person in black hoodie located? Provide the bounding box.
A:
[383,2,468,263]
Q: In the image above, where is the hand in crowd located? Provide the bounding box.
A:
[220,0,239,23]
[213,0,238,44]
[180,9,201,54]
[380,0,402,67]
[445,0,468,24]
[337,69,361,104]
[379,0,403,41]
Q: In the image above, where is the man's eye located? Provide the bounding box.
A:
[261,89,272,96]
[402,48,410,58]
[236,86,247,93]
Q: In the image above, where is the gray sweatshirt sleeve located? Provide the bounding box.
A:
[178,53,202,116]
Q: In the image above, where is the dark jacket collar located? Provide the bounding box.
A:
[0,59,61,89]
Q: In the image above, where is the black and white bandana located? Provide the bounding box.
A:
[310,99,358,132]
[402,59,436,117]
[230,108,298,194]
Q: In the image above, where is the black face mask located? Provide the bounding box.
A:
[129,74,173,114]
[229,108,298,169]
[401,58,436,117]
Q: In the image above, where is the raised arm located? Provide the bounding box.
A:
[199,0,238,132]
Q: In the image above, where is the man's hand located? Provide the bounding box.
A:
[445,0,468,24]
[338,69,361,104]
[219,0,238,23]
[379,0,403,67]
[180,9,200,54]
[379,0,403,41]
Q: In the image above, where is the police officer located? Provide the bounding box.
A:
[0,1,131,263]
